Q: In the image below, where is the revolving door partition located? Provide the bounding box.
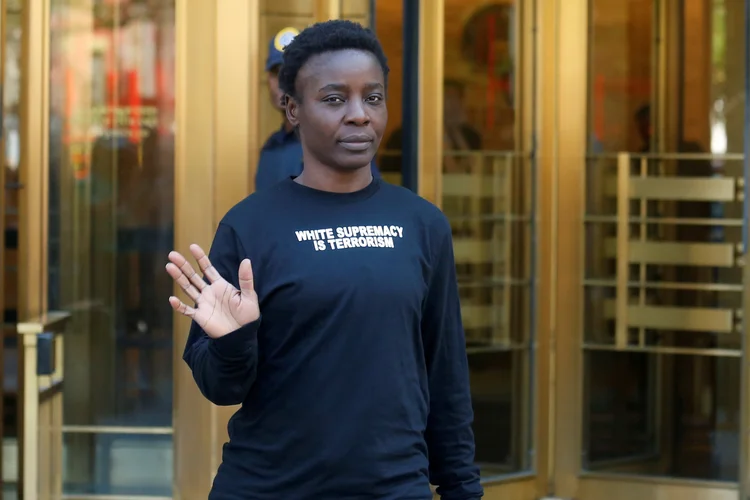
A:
[576,151,745,499]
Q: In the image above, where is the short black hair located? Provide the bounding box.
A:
[278,20,389,100]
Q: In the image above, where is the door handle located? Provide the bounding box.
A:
[615,152,630,349]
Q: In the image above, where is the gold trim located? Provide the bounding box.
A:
[18,1,52,497]
[545,0,588,495]
[590,152,744,161]
[584,344,741,358]
[536,0,557,493]
[741,250,750,497]
[604,240,737,267]
[480,477,536,499]
[417,0,444,207]
[174,0,219,497]
[18,0,50,320]
[580,471,736,489]
[578,475,736,500]
[615,153,630,349]
[605,177,738,202]
[16,311,70,335]
[17,323,65,498]
[62,425,173,435]
[315,0,341,21]
[174,1,262,497]
[215,1,254,220]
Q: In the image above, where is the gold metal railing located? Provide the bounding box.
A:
[441,150,533,351]
[17,311,70,500]
[582,151,747,473]
[584,151,745,355]
[377,148,535,350]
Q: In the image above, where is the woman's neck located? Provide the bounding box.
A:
[295,163,373,193]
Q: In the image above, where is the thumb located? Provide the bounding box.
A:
[238,259,255,298]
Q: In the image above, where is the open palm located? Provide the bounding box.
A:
[165,244,260,339]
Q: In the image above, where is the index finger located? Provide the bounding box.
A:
[189,244,222,283]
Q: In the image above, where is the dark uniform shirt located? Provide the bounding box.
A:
[255,124,381,191]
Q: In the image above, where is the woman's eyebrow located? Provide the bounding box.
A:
[317,82,384,92]
[318,83,347,92]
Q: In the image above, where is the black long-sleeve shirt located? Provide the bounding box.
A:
[183,176,482,499]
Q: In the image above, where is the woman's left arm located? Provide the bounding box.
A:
[422,215,483,500]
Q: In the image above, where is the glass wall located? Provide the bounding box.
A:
[2,0,21,495]
[584,0,744,482]
[373,0,404,186]
[441,0,534,478]
[48,0,175,495]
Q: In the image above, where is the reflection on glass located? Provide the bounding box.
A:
[584,0,745,482]
[2,2,22,446]
[588,0,653,153]
[374,0,404,185]
[585,352,740,482]
[63,432,172,496]
[439,0,533,477]
[48,0,175,494]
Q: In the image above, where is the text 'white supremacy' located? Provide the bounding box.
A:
[295,225,404,251]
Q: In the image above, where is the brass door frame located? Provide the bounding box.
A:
[18,0,49,321]
[173,0,258,496]
[422,0,548,497]
[539,0,587,496]
[417,0,443,206]
[549,0,749,499]
[18,1,50,497]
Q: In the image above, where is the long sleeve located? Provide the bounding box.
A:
[422,217,483,499]
[182,222,259,406]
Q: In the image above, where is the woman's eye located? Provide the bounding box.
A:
[324,96,344,103]
[366,95,383,103]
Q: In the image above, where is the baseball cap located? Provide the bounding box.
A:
[265,27,299,71]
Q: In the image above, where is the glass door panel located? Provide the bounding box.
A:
[582,0,745,495]
[440,0,535,483]
[48,0,176,495]
[374,0,405,186]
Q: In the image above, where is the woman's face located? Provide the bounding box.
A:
[286,49,387,171]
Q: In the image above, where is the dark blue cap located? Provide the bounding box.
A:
[265,27,299,71]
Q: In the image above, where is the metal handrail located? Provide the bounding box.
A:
[17,310,70,500]
[587,152,744,161]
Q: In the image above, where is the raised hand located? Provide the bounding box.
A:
[165,244,260,339]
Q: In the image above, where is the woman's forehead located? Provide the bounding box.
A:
[300,49,383,84]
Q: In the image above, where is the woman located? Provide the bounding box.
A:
[166,20,482,500]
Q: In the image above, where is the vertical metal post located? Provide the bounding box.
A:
[401,0,419,192]
[739,2,750,497]
[615,152,631,349]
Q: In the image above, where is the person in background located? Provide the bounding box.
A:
[166,20,481,499]
[255,27,379,191]
[380,79,481,174]
[254,27,304,191]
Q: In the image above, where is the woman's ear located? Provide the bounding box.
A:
[285,95,300,127]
